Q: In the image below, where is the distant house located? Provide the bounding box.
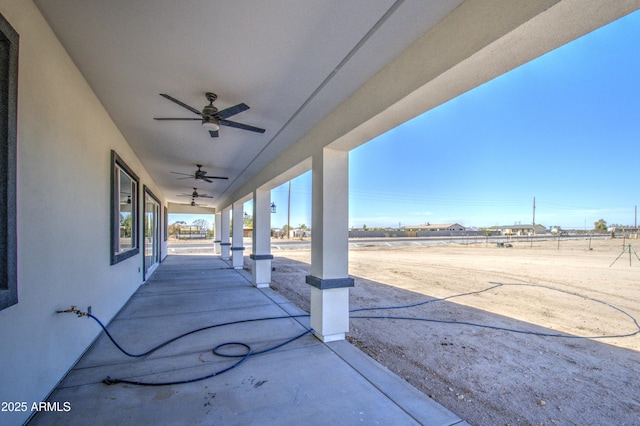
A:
[550,226,569,235]
[608,226,639,234]
[496,224,546,236]
[292,228,311,238]
[407,223,466,232]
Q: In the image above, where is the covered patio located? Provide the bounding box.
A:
[2,2,638,425]
[30,255,465,425]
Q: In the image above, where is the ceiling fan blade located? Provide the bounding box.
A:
[215,103,249,120]
[201,175,228,180]
[198,194,214,198]
[171,171,193,176]
[209,130,219,138]
[219,119,265,134]
[154,117,201,121]
[159,94,202,116]
[177,176,196,180]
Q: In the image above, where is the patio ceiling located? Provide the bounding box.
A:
[33,0,464,209]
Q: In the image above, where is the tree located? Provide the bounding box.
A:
[243,214,253,229]
[120,214,132,237]
[594,218,607,233]
[168,220,186,238]
[191,218,209,231]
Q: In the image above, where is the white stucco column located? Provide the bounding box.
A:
[231,202,245,269]
[220,207,231,260]
[306,148,353,342]
[250,188,273,288]
[214,211,222,254]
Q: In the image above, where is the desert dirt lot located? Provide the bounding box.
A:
[267,237,640,426]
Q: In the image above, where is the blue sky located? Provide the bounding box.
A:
[173,10,639,231]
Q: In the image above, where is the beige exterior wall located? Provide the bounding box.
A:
[0,3,166,424]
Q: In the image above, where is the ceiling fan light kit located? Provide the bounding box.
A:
[202,117,220,132]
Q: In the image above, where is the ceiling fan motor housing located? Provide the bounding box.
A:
[202,92,219,125]
[202,104,218,118]
[202,105,218,121]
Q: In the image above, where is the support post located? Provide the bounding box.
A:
[250,188,273,287]
[214,211,222,254]
[231,202,245,269]
[220,207,231,260]
[306,148,353,342]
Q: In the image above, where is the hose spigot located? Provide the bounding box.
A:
[56,305,89,317]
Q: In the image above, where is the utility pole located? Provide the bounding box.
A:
[287,180,291,239]
[531,196,536,247]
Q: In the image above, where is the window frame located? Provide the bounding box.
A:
[110,151,140,265]
[0,13,18,311]
[143,186,161,280]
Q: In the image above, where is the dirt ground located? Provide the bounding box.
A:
[267,238,640,426]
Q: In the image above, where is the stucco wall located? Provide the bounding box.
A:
[0,2,166,425]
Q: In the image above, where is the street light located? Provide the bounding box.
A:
[270,202,276,213]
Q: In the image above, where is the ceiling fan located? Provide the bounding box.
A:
[177,198,208,207]
[186,199,207,207]
[178,188,213,199]
[155,92,266,138]
[171,164,228,183]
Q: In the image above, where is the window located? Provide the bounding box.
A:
[143,187,161,279]
[111,151,139,264]
[0,13,18,311]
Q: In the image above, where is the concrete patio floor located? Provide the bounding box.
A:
[29,255,468,425]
